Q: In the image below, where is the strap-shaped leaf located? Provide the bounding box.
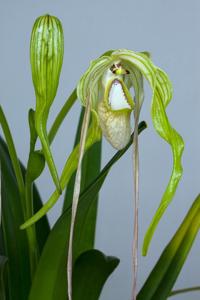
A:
[137,194,200,300]
[72,250,119,300]
[28,122,146,300]
[48,89,77,145]
[0,256,7,300]
[21,112,102,229]
[0,136,50,299]
[0,138,31,300]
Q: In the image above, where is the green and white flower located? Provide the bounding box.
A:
[77,49,184,255]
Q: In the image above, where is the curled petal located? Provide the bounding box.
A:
[113,49,184,255]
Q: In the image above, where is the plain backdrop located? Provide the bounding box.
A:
[0,1,200,299]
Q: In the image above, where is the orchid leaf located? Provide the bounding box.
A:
[72,249,119,300]
[137,194,200,300]
[0,137,31,300]
[28,122,146,300]
[21,112,102,229]
[0,256,8,300]
[0,106,25,214]
[48,89,77,145]
[0,136,50,299]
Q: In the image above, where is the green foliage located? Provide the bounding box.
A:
[28,122,146,300]
[0,136,50,300]
[72,250,119,300]
[0,256,8,300]
[138,194,200,300]
[0,13,198,300]
[20,111,102,229]
[0,137,31,300]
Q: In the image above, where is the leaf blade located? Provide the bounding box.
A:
[28,122,147,300]
[137,194,200,300]
[0,256,8,300]
[73,249,119,300]
[0,137,31,300]
[0,136,50,299]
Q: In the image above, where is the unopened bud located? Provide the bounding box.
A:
[30,14,64,108]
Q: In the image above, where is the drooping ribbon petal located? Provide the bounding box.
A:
[112,49,184,255]
[143,68,184,255]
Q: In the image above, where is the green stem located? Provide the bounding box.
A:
[67,96,91,300]
[169,286,200,297]
[25,177,33,218]
[0,106,25,213]
[48,89,77,145]
[25,175,38,278]
[37,120,61,193]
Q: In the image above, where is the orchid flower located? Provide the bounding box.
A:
[66,49,184,300]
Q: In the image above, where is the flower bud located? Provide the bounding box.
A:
[30,14,64,108]
[30,14,64,192]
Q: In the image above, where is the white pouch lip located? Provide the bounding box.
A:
[108,79,132,111]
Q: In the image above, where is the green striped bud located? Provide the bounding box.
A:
[30,14,64,192]
[30,14,64,109]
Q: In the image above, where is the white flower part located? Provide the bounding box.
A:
[98,100,131,150]
[108,79,131,110]
[97,63,134,150]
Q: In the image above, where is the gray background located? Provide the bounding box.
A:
[0,1,200,299]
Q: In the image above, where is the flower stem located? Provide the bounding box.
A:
[67,96,91,300]
[169,286,200,297]
[24,176,38,279]
[131,101,140,300]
